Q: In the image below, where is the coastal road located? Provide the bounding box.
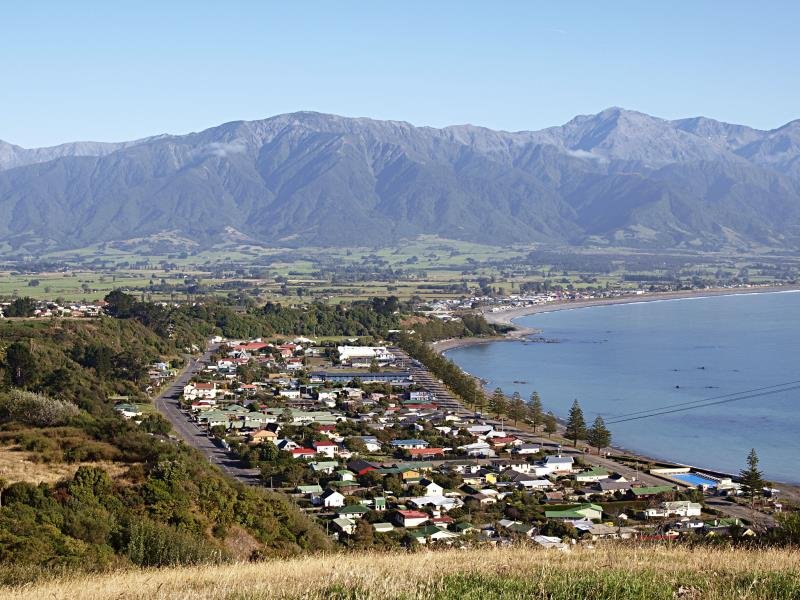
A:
[393,347,782,524]
[153,344,261,485]
[704,497,776,529]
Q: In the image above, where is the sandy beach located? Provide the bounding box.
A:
[431,284,800,354]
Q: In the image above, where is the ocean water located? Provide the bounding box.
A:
[445,291,800,483]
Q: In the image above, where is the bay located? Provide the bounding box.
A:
[445,291,800,483]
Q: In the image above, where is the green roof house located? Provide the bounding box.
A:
[545,503,603,521]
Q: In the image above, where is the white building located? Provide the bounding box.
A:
[543,455,574,474]
[337,345,394,366]
[321,490,345,508]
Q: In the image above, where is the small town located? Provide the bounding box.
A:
[110,331,783,550]
[3,4,800,596]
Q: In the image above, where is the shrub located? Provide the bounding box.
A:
[0,390,80,427]
[123,517,224,567]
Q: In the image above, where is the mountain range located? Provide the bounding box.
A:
[1,107,800,254]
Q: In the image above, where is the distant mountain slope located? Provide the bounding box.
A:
[1,108,799,253]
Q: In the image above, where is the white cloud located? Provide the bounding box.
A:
[205,140,248,158]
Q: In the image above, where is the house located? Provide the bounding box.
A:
[468,493,497,506]
[704,518,756,537]
[290,447,317,459]
[313,440,338,458]
[249,429,278,445]
[320,489,345,508]
[664,501,702,517]
[543,455,574,473]
[499,519,536,537]
[184,382,218,400]
[597,480,632,494]
[310,461,339,474]
[332,517,356,535]
[407,495,461,512]
[391,439,429,450]
[190,400,216,411]
[420,478,444,496]
[373,522,394,533]
[276,439,299,451]
[407,448,445,459]
[571,521,619,540]
[409,525,460,544]
[533,535,569,550]
[490,436,520,449]
[574,468,610,483]
[630,485,676,498]
[356,436,382,452]
[515,477,553,490]
[336,469,356,482]
[466,425,494,437]
[296,484,323,496]
[336,505,371,519]
[348,459,379,476]
[458,441,494,457]
[545,503,603,521]
[394,510,429,528]
[514,444,540,455]
[644,501,702,519]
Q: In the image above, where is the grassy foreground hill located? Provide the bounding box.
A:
[3,544,800,600]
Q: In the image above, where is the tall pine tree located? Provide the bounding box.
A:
[527,391,543,431]
[587,415,611,454]
[489,388,507,418]
[508,392,525,425]
[543,411,557,437]
[739,448,765,507]
[565,399,587,447]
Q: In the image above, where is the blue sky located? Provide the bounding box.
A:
[2,1,798,147]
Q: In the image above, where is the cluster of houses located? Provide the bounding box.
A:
[170,337,754,548]
[0,299,104,318]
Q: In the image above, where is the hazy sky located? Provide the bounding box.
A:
[2,2,798,147]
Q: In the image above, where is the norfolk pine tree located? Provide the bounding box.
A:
[508,391,525,425]
[739,448,765,508]
[527,391,544,431]
[565,399,587,447]
[489,388,507,418]
[587,415,611,454]
[543,412,557,437]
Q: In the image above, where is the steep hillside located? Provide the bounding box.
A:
[1,109,799,253]
[0,316,330,573]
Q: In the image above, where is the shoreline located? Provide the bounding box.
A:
[431,284,800,495]
[431,284,800,353]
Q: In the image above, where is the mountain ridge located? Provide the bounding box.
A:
[1,108,799,254]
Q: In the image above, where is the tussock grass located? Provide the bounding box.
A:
[4,544,800,600]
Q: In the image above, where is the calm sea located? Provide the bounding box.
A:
[445,291,800,483]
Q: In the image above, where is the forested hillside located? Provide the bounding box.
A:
[0,312,331,580]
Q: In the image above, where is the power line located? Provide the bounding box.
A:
[606,384,800,424]
[606,379,800,421]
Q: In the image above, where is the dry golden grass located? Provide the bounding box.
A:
[0,446,131,485]
[4,544,800,600]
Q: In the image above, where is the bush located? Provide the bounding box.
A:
[0,390,81,427]
[124,517,225,567]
